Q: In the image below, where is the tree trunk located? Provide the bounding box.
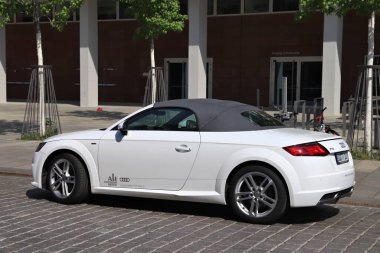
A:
[35,1,45,136]
[150,38,157,104]
[365,11,375,152]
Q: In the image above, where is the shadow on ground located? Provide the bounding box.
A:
[0,120,23,135]
[26,188,52,200]
[280,205,339,224]
[26,188,339,224]
[63,110,128,121]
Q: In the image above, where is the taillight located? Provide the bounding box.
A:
[283,142,329,156]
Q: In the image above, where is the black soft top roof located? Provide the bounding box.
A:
[154,99,275,131]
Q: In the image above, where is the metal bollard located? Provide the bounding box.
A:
[282,77,288,113]
[293,100,306,129]
[306,112,311,130]
[313,97,324,117]
[342,99,355,137]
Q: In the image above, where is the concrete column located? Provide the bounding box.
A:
[0,27,6,103]
[188,0,207,98]
[322,14,343,116]
[80,0,98,107]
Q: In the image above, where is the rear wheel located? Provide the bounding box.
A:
[228,165,288,224]
[47,153,89,204]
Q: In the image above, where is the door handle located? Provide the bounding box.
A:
[175,145,191,153]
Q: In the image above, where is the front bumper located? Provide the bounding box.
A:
[31,150,45,189]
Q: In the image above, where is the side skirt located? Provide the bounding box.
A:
[92,187,226,205]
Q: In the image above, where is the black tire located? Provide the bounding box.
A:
[227,165,288,224]
[47,153,89,204]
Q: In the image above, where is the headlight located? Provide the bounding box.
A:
[35,142,47,152]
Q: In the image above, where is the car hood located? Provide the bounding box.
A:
[44,129,106,142]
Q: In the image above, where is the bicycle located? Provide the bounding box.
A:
[309,107,339,135]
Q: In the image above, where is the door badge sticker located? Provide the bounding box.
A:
[120,177,130,183]
[105,173,118,187]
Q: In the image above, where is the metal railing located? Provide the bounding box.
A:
[347,65,380,151]
[22,65,61,138]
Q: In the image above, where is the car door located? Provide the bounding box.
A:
[98,107,201,191]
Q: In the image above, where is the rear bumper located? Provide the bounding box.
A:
[318,186,354,204]
[290,166,355,207]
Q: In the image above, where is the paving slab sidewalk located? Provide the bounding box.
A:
[0,102,138,174]
[1,102,380,207]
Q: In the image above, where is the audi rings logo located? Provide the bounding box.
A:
[120,177,130,183]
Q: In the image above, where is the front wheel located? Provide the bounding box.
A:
[227,165,288,224]
[47,153,89,204]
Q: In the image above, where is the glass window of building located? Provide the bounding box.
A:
[244,0,269,13]
[38,8,53,22]
[208,0,214,15]
[273,0,299,12]
[98,0,116,20]
[68,12,74,21]
[217,0,241,15]
[179,0,188,15]
[75,9,80,21]
[15,12,33,22]
[119,2,134,19]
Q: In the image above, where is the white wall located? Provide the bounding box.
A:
[80,0,98,107]
[322,14,343,116]
[188,0,207,98]
[0,27,6,103]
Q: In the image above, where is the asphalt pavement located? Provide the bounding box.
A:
[0,102,380,207]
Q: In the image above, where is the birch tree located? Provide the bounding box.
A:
[298,0,380,152]
[0,0,82,136]
[120,0,187,103]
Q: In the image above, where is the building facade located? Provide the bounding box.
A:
[0,0,378,115]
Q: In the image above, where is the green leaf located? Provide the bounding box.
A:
[120,0,187,40]
[297,0,380,19]
[0,0,83,31]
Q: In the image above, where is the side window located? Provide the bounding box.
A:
[126,108,199,131]
[178,114,198,130]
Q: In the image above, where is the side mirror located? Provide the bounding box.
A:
[118,122,128,135]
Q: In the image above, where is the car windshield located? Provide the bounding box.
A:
[241,110,283,127]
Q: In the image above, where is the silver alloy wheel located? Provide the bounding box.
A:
[49,158,76,198]
[234,172,278,218]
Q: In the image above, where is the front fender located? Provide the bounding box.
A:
[37,140,100,190]
[215,147,300,206]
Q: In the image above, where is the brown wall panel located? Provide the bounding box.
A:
[208,13,323,106]
[6,22,79,101]
[341,13,380,103]
[7,12,372,107]
[98,21,148,103]
[6,23,37,100]
[98,21,188,104]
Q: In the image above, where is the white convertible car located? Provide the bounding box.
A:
[31,99,355,223]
